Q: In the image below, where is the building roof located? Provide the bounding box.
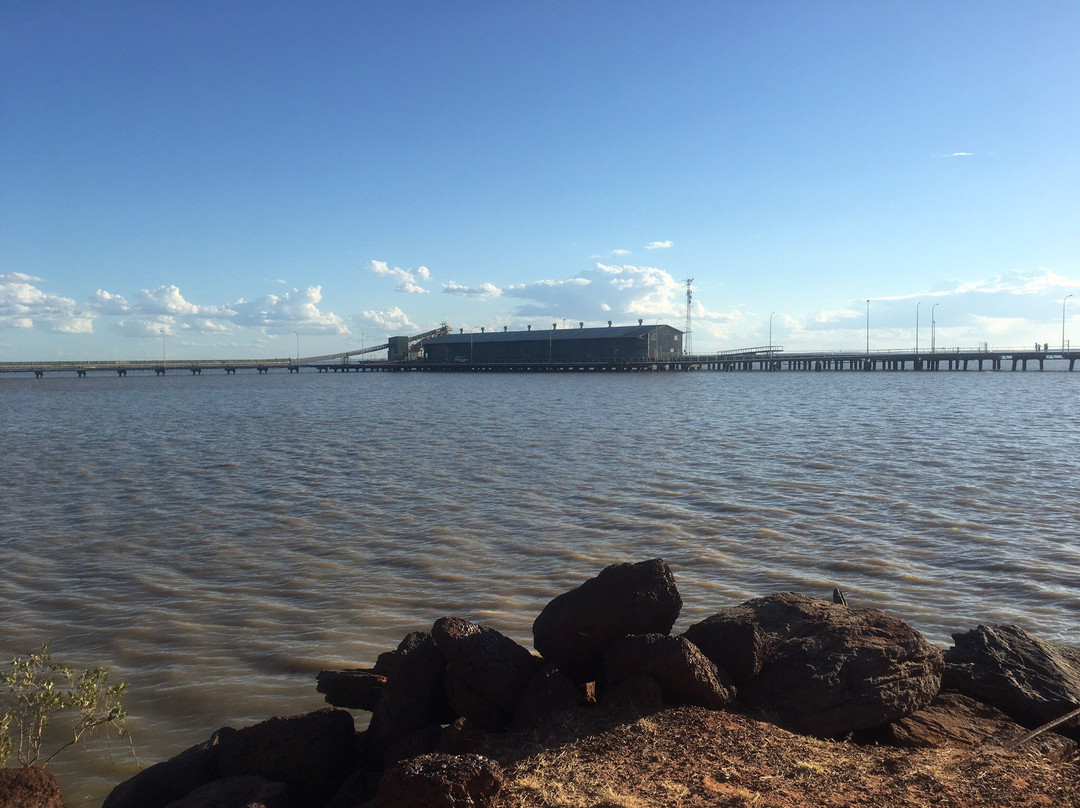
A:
[425,323,681,345]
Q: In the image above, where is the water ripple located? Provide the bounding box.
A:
[1,370,1079,804]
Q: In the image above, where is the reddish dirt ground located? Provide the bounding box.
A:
[473,706,1080,808]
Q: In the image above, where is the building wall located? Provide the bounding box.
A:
[422,325,683,363]
[387,336,411,361]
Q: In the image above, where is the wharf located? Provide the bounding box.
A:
[693,346,1080,373]
[2,346,1078,377]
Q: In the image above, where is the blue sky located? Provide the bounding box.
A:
[2,1,1078,361]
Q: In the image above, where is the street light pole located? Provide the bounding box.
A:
[865,300,869,354]
[931,303,939,353]
[769,312,775,353]
[916,302,920,354]
[1065,294,1074,352]
[293,331,299,364]
[160,328,166,370]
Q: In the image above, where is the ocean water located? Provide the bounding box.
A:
[1,368,1078,804]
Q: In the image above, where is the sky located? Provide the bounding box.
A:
[2,1,1079,361]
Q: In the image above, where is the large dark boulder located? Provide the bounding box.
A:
[103,733,225,808]
[601,634,735,710]
[162,776,289,808]
[682,609,767,685]
[685,592,942,737]
[943,624,1080,736]
[512,665,587,730]
[858,692,1077,758]
[602,673,666,716]
[216,709,355,807]
[532,559,682,683]
[856,692,1027,748]
[365,631,452,767]
[0,766,65,808]
[326,769,383,808]
[375,753,504,808]
[431,617,542,729]
[316,668,386,711]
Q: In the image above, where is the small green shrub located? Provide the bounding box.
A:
[0,643,128,767]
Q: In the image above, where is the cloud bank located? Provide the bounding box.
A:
[0,273,348,351]
[368,260,430,294]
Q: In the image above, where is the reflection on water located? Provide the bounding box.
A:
[1,369,1078,804]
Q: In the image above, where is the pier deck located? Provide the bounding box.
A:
[1,346,1077,377]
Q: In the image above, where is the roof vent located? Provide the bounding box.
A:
[552,323,557,330]
[481,327,485,333]
[527,325,531,331]
[503,326,507,332]
[608,321,612,327]
[579,322,584,329]
[638,319,643,326]
[459,328,463,334]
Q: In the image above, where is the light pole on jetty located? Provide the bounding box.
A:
[916,302,920,354]
[769,312,775,353]
[1065,294,1074,352]
[293,331,299,364]
[865,300,869,355]
[932,304,939,353]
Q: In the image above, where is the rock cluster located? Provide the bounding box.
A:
[0,766,65,808]
[94,558,1080,808]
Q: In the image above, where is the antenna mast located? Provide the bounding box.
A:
[683,278,694,355]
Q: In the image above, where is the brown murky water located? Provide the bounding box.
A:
[2,369,1078,805]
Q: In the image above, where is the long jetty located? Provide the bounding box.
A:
[2,345,1078,377]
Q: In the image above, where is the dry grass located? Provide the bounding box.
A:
[468,706,1080,808]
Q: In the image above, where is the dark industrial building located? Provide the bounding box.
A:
[422,322,684,364]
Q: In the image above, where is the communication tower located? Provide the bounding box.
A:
[683,278,694,355]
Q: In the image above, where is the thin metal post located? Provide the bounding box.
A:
[865,300,869,354]
[1065,294,1074,352]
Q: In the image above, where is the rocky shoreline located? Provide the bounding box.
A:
[8,559,1080,807]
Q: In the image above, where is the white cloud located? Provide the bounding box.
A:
[361,306,417,333]
[644,240,674,250]
[90,289,131,315]
[748,267,1080,353]
[970,315,1027,337]
[950,152,973,157]
[368,260,430,293]
[610,248,632,256]
[443,281,502,298]
[55,317,94,334]
[497,265,682,323]
[136,285,209,316]
[0,272,86,332]
[873,268,1079,309]
[0,272,42,284]
[232,286,348,334]
[114,317,176,338]
[187,318,232,333]
[2,274,356,356]
[812,308,862,324]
